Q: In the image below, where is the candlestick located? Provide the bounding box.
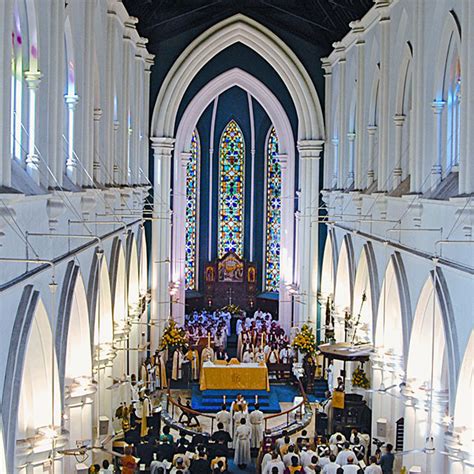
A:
[223,395,226,404]
[208,332,211,348]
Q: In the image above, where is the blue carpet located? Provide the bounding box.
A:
[191,382,327,413]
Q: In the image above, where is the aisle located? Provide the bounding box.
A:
[227,332,238,358]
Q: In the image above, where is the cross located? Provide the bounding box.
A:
[226,287,234,305]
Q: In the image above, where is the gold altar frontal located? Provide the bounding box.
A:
[200,362,270,391]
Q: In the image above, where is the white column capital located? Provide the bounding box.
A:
[431,100,446,114]
[297,139,324,159]
[367,125,378,135]
[393,114,405,126]
[350,19,365,36]
[64,93,79,110]
[347,132,356,142]
[93,107,103,121]
[151,136,175,156]
[24,70,43,89]
[321,58,332,74]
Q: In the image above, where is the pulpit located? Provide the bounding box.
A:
[204,252,257,311]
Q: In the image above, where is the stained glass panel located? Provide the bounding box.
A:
[218,120,245,258]
[185,129,199,290]
[265,127,281,292]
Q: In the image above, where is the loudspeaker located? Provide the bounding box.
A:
[376,418,387,438]
[99,416,109,436]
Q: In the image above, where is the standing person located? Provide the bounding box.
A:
[249,403,264,448]
[216,405,232,433]
[263,451,285,474]
[234,418,252,469]
[321,455,340,474]
[365,456,382,474]
[335,442,357,466]
[380,444,394,474]
[340,456,358,473]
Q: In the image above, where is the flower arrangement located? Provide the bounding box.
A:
[292,324,318,357]
[352,365,370,389]
[159,319,188,350]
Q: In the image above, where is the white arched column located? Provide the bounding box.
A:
[372,253,410,447]
[126,232,140,377]
[57,265,94,473]
[319,228,337,341]
[3,288,65,473]
[333,235,355,343]
[403,270,456,473]
[170,68,296,331]
[447,331,474,473]
[150,13,325,339]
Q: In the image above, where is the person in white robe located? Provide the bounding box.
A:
[201,345,215,365]
[234,418,252,468]
[216,404,232,433]
[232,404,248,443]
[254,348,266,364]
[267,346,280,364]
[249,403,264,448]
[242,348,254,363]
[172,348,184,381]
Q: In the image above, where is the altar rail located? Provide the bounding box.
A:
[159,378,313,440]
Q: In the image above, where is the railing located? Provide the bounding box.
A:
[262,378,313,438]
[160,382,216,436]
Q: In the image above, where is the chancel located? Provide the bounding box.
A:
[0,1,472,473]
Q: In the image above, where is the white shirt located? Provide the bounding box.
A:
[335,449,357,466]
[263,459,285,474]
[364,464,383,474]
[341,465,359,473]
[283,451,300,467]
[329,433,346,445]
[322,462,341,474]
[301,449,318,467]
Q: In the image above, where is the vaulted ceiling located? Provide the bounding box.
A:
[124,0,373,54]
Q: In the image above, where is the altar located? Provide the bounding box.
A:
[199,362,270,391]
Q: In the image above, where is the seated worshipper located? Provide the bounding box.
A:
[255,346,266,364]
[249,403,264,448]
[242,345,254,363]
[284,455,306,474]
[189,447,211,474]
[216,404,232,433]
[177,399,200,427]
[156,437,176,463]
[304,455,320,474]
[263,451,285,474]
[335,443,357,466]
[211,422,232,450]
[283,445,301,467]
[267,344,280,364]
[234,418,252,469]
[335,377,345,392]
[211,459,228,474]
[170,456,189,474]
[340,456,359,473]
[215,346,229,362]
[321,455,340,474]
[136,436,155,467]
[300,446,318,468]
[297,430,311,450]
[279,344,291,364]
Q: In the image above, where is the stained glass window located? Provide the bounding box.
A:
[185,129,199,290]
[218,120,245,258]
[265,127,281,292]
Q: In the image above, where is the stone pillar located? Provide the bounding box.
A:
[297,140,323,327]
[24,71,42,185]
[142,56,153,183]
[331,138,339,189]
[113,120,120,183]
[336,46,346,188]
[171,151,191,325]
[93,108,103,183]
[431,101,445,190]
[376,1,391,191]
[321,59,333,189]
[367,125,377,187]
[0,0,13,187]
[347,132,356,186]
[64,93,79,184]
[354,27,366,190]
[393,114,405,189]
[460,0,474,194]
[150,137,175,348]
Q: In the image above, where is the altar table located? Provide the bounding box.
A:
[200,363,270,391]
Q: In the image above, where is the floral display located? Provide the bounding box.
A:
[352,365,370,389]
[292,324,318,357]
[159,319,188,350]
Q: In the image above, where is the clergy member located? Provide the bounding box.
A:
[172,348,184,381]
[234,418,252,469]
[249,403,264,448]
[185,346,200,380]
[216,404,232,433]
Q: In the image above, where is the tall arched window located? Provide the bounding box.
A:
[11,1,28,161]
[218,120,245,258]
[444,39,461,172]
[264,127,281,292]
[185,129,199,290]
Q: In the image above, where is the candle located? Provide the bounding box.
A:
[208,332,211,348]
[255,395,258,404]
[223,395,226,404]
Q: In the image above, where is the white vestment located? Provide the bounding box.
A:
[234,424,251,466]
[216,409,232,433]
[249,409,264,448]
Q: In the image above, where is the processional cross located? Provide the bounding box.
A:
[226,287,234,305]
